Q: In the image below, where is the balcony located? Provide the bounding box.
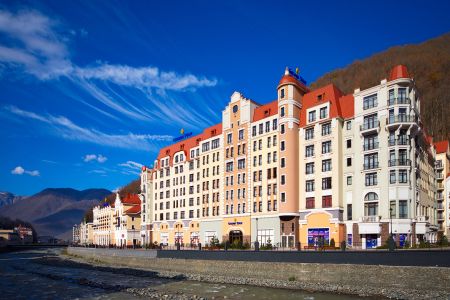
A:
[387,97,411,106]
[437,183,444,190]
[360,120,379,135]
[436,173,444,180]
[437,203,444,210]
[388,139,410,147]
[388,159,411,167]
[435,162,444,170]
[363,142,379,151]
[386,115,418,129]
[363,162,379,170]
[437,194,444,201]
[437,214,444,221]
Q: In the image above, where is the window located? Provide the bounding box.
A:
[364,153,379,170]
[280,88,285,98]
[346,139,352,149]
[281,157,286,168]
[363,94,377,110]
[306,162,314,174]
[280,107,285,117]
[281,192,286,202]
[233,105,239,113]
[308,110,316,122]
[306,197,315,209]
[252,126,256,137]
[365,173,378,186]
[305,145,314,157]
[346,157,352,167]
[399,200,408,218]
[347,176,352,185]
[305,127,314,140]
[272,119,278,130]
[390,170,396,184]
[322,195,332,208]
[237,159,245,170]
[398,88,407,101]
[281,141,285,151]
[322,141,331,154]
[202,142,210,152]
[364,135,378,151]
[226,162,233,172]
[306,180,315,192]
[322,177,332,190]
[362,114,378,130]
[320,107,328,119]
[347,204,352,220]
[364,192,379,216]
[321,122,331,136]
[281,175,286,185]
[399,169,408,183]
[238,129,244,140]
[227,133,232,144]
[265,121,270,133]
[346,121,352,130]
[280,124,285,134]
[322,159,331,172]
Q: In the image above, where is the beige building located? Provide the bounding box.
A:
[79,222,93,245]
[113,193,141,247]
[92,201,114,246]
[435,140,450,236]
[140,166,153,246]
[141,65,440,249]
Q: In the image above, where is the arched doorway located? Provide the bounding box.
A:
[229,230,243,245]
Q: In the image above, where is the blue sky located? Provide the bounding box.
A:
[0,0,449,195]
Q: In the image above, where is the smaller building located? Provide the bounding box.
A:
[113,193,142,247]
[72,224,80,244]
[79,222,93,245]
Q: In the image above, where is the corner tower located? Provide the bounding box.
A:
[277,67,308,247]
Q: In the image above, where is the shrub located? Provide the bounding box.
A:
[330,238,335,248]
[438,235,448,247]
[288,276,296,281]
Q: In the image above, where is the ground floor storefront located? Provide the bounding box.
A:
[299,210,344,248]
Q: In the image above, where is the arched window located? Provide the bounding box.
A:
[364,192,379,216]
[364,192,379,202]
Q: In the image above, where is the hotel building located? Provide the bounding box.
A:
[435,140,450,236]
[142,65,439,248]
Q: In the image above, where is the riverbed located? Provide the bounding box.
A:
[0,248,366,299]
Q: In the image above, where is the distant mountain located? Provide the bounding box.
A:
[0,188,111,239]
[0,191,26,208]
[311,33,450,141]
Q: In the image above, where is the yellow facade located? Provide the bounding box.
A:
[299,212,345,247]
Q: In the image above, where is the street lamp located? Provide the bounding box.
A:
[389,207,394,251]
[255,217,259,251]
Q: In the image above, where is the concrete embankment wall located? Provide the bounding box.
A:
[67,247,450,297]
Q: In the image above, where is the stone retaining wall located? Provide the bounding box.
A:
[67,247,450,298]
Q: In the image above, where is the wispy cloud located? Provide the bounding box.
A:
[11,166,40,176]
[89,169,107,174]
[118,160,142,176]
[83,154,107,163]
[0,8,219,128]
[4,105,173,151]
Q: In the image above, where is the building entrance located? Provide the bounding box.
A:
[229,230,243,245]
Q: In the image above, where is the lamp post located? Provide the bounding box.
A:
[389,207,394,251]
[255,217,259,251]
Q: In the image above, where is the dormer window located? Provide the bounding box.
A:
[280,89,285,98]
[264,110,269,116]
[318,94,323,101]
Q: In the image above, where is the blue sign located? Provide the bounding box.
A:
[173,132,193,142]
[307,228,329,246]
[227,222,243,225]
[288,67,307,85]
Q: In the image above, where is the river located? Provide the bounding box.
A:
[0,248,366,299]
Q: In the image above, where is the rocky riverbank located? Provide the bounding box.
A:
[65,248,450,299]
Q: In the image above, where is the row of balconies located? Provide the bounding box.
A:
[359,115,418,133]
[387,97,411,106]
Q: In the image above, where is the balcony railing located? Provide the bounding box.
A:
[437,203,444,209]
[363,142,379,151]
[387,97,411,106]
[436,173,444,180]
[437,195,444,201]
[360,120,379,131]
[386,115,417,125]
[388,159,411,167]
[363,162,379,170]
[362,215,380,222]
[437,183,444,190]
[388,139,410,146]
[435,162,444,169]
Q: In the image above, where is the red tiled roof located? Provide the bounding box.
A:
[435,140,449,154]
[299,84,352,127]
[125,205,141,214]
[389,65,410,81]
[122,194,140,205]
[156,123,222,166]
[253,100,278,122]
